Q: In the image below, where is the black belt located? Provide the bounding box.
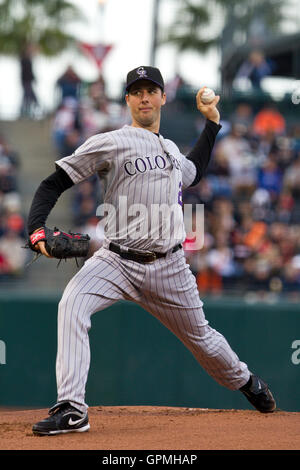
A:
[108,242,182,263]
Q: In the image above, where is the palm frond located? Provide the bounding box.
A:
[38,28,77,56]
[161,0,296,55]
[164,34,217,53]
[0,0,83,56]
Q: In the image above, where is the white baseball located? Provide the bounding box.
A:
[201,87,216,104]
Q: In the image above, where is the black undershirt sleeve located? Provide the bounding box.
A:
[187,119,222,186]
[27,167,74,235]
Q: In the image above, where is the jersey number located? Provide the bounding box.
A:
[178,181,183,206]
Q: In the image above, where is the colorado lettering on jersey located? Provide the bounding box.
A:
[124,155,166,176]
[124,154,181,176]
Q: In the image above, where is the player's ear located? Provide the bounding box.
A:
[161,92,167,106]
[125,93,130,106]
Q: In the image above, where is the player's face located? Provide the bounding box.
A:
[126,80,166,132]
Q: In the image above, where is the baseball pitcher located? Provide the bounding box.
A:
[27,66,276,435]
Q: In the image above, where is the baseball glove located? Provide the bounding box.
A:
[26,226,90,266]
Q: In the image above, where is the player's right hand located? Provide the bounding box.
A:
[196,87,220,124]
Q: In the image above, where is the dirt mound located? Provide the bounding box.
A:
[0,406,299,450]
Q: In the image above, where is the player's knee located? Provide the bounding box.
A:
[185,324,217,348]
[58,292,92,330]
[191,322,211,339]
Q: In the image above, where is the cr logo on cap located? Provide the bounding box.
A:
[137,67,147,78]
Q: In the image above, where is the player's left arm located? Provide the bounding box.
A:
[184,87,222,187]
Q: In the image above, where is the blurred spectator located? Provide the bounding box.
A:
[0,135,20,198]
[236,50,274,90]
[291,124,300,154]
[88,74,106,109]
[2,192,22,215]
[56,66,81,104]
[0,228,27,276]
[241,217,268,251]
[191,234,223,295]
[206,232,236,278]
[19,44,40,118]
[213,123,257,197]
[282,255,300,293]
[206,152,232,199]
[52,97,83,157]
[276,189,294,224]
[253,129,277,162]
[0,134,20,170]
[79,98,110,139]
[230,103,254,133]
[0,252,11,275]
[257,157,283,202]
[269,223,296,265]
[0,155,18,194]
[0,133,27,278]
[253,103,286,137]
[250,188,272,222]
[283,156,300,199]
[209,198,235,235]
[196,267,222,296]
[275,136,294,171]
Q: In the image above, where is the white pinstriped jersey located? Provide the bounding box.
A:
[53,124,251,415]
[56,125,197,252]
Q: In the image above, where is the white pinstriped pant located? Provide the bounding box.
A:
[56,246,250,412]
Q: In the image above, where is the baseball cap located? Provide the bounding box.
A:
[126,66,164,92]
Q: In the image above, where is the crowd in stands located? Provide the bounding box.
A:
[182,102,300,300]
[0,133,27,278]
[8,62,300,299]
[50,67,300,300]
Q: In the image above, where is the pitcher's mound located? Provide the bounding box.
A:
[1,406,299,450]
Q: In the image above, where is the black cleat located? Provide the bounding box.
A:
[32,402,90,436]
[240,374,276,413]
